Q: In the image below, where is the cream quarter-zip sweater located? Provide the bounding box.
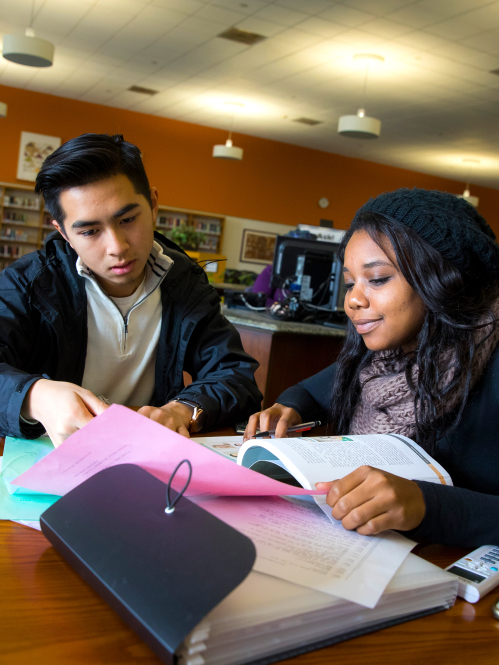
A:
[78,241,173,406]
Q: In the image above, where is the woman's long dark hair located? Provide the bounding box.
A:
[330,211,499,452]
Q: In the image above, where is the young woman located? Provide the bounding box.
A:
[245,188,499,549]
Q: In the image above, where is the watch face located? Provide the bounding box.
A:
[190,407,207,433]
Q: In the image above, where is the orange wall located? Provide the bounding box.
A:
[1,83,499,234]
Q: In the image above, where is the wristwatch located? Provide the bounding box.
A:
[169,398,207,433]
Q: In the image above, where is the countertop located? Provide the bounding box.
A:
[222,306,347,337]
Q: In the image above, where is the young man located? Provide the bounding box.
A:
[0,133,262,445]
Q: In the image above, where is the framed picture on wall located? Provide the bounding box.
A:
[239,229,277,265]
[17,131,61,182]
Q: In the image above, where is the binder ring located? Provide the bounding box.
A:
[165,459,192,514]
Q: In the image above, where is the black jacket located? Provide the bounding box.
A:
[278,348,499,549]
[0,232,262,439]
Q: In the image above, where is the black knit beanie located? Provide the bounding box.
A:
[354,188,499,281]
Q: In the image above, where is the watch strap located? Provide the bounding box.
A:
[169,398,207,433]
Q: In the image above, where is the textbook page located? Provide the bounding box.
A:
[192,435,244,461]
[193,495,415,609]
[238,434,452,489]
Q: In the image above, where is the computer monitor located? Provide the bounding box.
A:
[271,235,346,312]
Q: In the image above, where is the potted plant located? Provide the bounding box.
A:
[162,224,207,251]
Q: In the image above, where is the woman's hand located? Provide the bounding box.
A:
[243,403,302,441]
[316,466,426,535]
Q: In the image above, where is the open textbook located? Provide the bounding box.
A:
[236,433,452,489]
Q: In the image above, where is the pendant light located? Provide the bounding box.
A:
[458,159,480,208]
[338,54,384,139]
[2,1,54,67]
[213,102,244,160]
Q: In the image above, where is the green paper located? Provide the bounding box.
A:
[0,436,59,520]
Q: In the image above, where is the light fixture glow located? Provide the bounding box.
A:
[353,53,385,64]
[338,54,383,139]
[213,102,244,160]
[0,102,7,118]
[458,159,481,208]
[2,2,54,68]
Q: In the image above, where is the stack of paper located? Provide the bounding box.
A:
[178,555,457,665]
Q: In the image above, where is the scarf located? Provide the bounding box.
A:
[349,299,499,440]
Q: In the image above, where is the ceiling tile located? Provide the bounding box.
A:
[461,30,499,54]
[424,17,484,40]
[252,4,309,27]
[394,30,449,52]
[319,4,375,27]
[386,5,448,29]
[212,0,270,14]
[295,17,348,38]
[333,28,386,49]
[233,16,289,37]
[415,0,495,14]
[340,0,414,17]
[360,17,413,39]
[270,27,326,48]
[275,0,333,13]
[458,4,499,30]
[152,0,206,13]
[33,1,95,40]
[194,4,247,25]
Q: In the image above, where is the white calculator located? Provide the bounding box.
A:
[446,545,499,603]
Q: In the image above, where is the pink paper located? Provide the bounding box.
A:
[12,405,321,498]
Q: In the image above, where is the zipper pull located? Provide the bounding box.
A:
[124,317,128,335]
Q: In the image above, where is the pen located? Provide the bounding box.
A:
[251,421,321,439]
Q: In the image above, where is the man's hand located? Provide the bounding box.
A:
[138,401,193,438]
[23,379,109,447]
[244,403,302,441]
[316,466,426,535]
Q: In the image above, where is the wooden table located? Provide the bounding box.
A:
[2,431,499,664]
[2,526,499,664]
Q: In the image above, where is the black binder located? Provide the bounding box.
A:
[40,464,256,665]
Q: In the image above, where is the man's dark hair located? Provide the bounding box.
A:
[35,133,152,231]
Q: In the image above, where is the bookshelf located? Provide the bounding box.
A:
[0,182,46,271]
[155,206,225,254]
[155,206,227,283]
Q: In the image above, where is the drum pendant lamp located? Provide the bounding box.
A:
[338,54,383,139]
[2,2,54,68]
[213,102,244,160]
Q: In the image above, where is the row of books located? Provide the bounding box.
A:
[0,244,22,258]
[195,219,222,235]
[199,237,220,251]
[3,194,40,209]
[3,211,29,223]
[0,229,29,242]
[156,215,188,229]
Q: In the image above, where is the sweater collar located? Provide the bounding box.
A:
[76,240,174,297]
